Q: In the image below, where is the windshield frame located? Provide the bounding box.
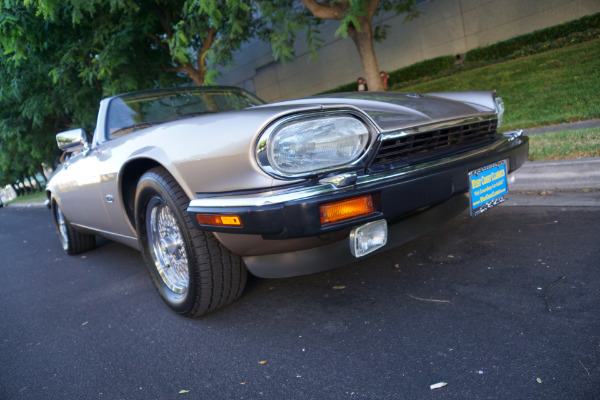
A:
[104,86,265,140]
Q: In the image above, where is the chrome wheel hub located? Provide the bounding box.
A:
[147,200,189,294]
[56,207,69,251]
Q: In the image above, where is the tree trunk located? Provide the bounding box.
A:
[153,7,215,87]
[26,176,35,191]
[38,164,49,181]
[348,18,384,92]
[10,183,21,197]
[177,27,215,86]
[20,181,30,195]
[32,174,45,191]
[27,176,34,191]
[178,63,205,86]
[26,176,38,192]
[300,0,384,91]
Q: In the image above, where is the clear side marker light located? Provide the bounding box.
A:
[350,219,388,258]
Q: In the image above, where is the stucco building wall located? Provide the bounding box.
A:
[217,0,600,102]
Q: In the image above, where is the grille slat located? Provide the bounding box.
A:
[373,119,498,167]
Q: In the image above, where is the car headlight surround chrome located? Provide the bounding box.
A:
[494,95,504,129]
[256,111,373,179]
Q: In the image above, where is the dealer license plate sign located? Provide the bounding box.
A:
[468,159,509,217]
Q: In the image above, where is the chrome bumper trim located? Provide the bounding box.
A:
[71,222,137,241]
[188,134,522,209]
[502,129,523,140]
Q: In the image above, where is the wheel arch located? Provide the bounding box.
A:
[47,191,62,216]
[120,158,163,229]
[45,189,53,209]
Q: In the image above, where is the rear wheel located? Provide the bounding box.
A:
[52,202,95,255]
[135,167,247,317]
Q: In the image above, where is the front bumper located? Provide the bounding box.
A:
[187,133,528,240]
[244,193,469,278]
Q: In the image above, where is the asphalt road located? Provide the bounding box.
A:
[1,203,599,399]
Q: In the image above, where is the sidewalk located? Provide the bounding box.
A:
[523,119,600,135]
[504,158,600,207]
[510,157,600,191]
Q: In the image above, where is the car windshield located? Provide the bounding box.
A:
[107,86,265,138]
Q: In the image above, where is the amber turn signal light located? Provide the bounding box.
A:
[320,194,374,224]
[196,214,242,227]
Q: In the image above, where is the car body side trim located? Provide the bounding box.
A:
[188,131,522,209]
[71,222,140,249]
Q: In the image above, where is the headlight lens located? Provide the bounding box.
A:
[259,114,370,177]
[494,96,504,128]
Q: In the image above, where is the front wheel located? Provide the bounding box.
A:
[135,167,247,317]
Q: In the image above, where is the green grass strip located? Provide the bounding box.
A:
[395,40,600,131]
[527,127,600,161]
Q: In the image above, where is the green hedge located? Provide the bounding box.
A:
[466,12,600,62]
[320,81,359,94]
[318,12,600,94]
[386,56,455,88]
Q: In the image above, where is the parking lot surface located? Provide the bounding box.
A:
[1,202,599,399]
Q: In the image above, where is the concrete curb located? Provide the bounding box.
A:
[4,201,46,208]
[510,157,600,191]
[523,119,600,135]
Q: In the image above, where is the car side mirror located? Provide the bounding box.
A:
[56,128,90,153]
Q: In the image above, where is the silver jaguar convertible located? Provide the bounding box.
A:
[46,86,528,317]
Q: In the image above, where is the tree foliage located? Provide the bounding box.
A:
[0,0,256,190]
[0,1,103,188]
[25,0,257,88]
[1,0,421,190]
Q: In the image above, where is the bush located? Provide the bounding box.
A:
[466,12,600,63]
[386,56,455,88]
[319,81,361,95]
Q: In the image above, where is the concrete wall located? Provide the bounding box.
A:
[217,0,600,102]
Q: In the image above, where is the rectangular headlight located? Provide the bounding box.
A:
[350,219,388,257]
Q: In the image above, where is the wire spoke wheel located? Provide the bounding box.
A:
[55,206,69,252]
[136,167,247,317]
[146,199,190,294]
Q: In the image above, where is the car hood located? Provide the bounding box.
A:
[262,91,497,132]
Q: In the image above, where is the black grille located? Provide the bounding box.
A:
[372,119,498,168]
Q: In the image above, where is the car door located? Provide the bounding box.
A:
[54,148,115,233]
[93,138,138,239]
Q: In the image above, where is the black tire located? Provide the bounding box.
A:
[134,167,247,317]
[52,201,95,255]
